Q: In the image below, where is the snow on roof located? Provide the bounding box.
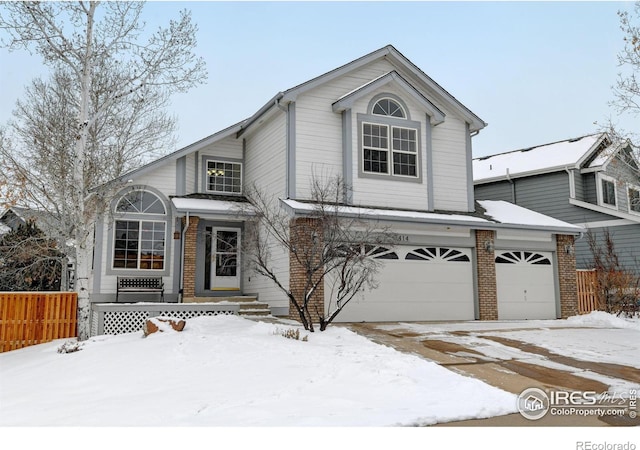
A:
[477,200,583,231]
[171,198,254,216]
[473,134,605,183]
[0,223,10,236]
[281,199,583,234]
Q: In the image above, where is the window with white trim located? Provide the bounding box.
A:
[628,185,640,213]
[113,190,166,270]
[598,174,617,208]
[206,160,242,194]
[362,98,418,178]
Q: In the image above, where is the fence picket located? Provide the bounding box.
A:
[576,270,599,314]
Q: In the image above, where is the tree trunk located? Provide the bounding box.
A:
[74,3,96,341]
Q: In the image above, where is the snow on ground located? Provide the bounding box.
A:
[0,314,516,427]
[379,312,640,395]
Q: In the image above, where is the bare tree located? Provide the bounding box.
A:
[0,220,64,292]
[598,2,640,165]
[586,229,640,316]
[0,1,207,339]
[244,176,397,332]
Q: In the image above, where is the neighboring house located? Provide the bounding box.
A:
[473,133,640,272]
[91,45,583,322]
[0,206,75,290]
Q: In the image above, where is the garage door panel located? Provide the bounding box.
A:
[329,246,475,322]
[495,251,556,320]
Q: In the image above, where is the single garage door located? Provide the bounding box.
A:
[329,246,475,322]
[495,251,557,320]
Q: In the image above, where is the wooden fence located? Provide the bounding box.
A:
[0,292,77,353]
[576,270,600,315]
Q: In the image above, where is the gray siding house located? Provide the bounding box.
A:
[474,133,640,272]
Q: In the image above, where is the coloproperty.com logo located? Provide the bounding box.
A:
[517,387,637,420]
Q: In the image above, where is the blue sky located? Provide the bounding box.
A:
[0,1,635,157]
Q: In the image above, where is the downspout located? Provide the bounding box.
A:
[565,166,585,240]
[178,212,190,303]
[506,168,516,204]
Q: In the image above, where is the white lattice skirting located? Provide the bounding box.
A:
[90,303,239,336]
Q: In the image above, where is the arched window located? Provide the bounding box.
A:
[113,190,167,270]
[115,190,166,214]
[372,98,406,118]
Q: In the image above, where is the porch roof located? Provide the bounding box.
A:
[171,197,255,219]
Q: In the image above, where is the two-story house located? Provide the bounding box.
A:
[90,45,582,327]
[473,133,640,273]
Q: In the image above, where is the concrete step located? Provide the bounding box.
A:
[237,301,271,317]
[185,295,258,304]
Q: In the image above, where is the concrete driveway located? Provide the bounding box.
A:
[346,321,640,427]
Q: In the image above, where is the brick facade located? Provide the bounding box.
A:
[182,216,200,300]
[556,234,579,318]
[288,217,324,324]
[475,229,498,320]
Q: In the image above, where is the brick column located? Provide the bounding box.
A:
[475,229,498,320]
[556,234,578,318]
[182,216,200,300]
[288,217,324,324]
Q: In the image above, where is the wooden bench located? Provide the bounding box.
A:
[116,276,164,302]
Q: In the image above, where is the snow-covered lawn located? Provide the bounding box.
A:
[0,314,517,427]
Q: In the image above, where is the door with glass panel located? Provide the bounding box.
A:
[205,227,240,291]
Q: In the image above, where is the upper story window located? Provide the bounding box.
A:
[206,160,242,194]
[628,184,640,214]
[598,174,617,208]
[372,98,405,118]
[113,190,166,271]
[360,96,420,180]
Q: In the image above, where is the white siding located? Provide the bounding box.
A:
[185,153,195,193]
[131,163,177,198]
[198,137,243,160]
[293,57,472,212]
[294,59,398,198]
[431,116,469,211]
[242,112,290,309]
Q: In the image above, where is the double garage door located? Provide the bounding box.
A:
[331,246,475,322]
[330,246,558,322]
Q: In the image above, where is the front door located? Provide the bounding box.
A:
[206,227,241,291]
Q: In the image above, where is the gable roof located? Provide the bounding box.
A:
[473,133,611,184]
[279,44,486,131]
[332,70,446,125]
[118,45,487,184]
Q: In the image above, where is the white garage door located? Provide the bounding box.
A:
[329,246,475,322]
[495,251,557,320]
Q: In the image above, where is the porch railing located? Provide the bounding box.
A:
[91,302,239,336]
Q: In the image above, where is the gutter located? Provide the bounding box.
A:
[237,92,285,137]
